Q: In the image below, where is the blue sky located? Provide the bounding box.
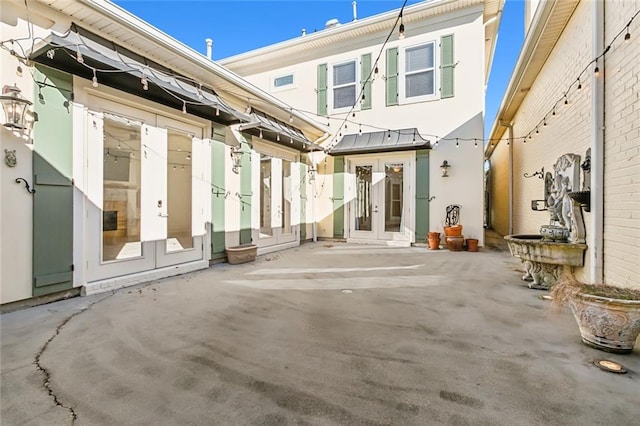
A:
[113,0,525,141]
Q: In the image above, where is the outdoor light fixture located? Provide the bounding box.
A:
[398,11,405,39]
[230,145,243,174]
[1,84,33,131]
[440,160,451,177]
[308,166,317,181]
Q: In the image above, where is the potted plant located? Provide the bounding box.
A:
[550,275,640,354]
[226,244,258,265]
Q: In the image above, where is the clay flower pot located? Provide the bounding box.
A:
[568,292,640,354]
[445,236,464,251]
[444,225,462,237]
[466,238,479,252]
[428,237,440,250]
[428,231,441,239]
[226,244,258,265]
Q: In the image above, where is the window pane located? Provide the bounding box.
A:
[166,130,193,252]
[406,44,433,72]
[355,165,372,231]
[334,85,356,109]
[406,70,434,97]
[385,164,403,233]
[274,74,294,87]
[103,117,141,261]
[260,155,273,237]
[333,61,356,86]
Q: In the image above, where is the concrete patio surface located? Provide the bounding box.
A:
[2,242,639,425]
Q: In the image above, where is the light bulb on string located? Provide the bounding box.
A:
[543,118,547,127]
[289,113,293,123]
[76,50,84,63]
[141,75,148,90]
[173,164,177,171]
[114,156,118,163]
[474,139,478,148]
[412,131,416,143]
[625,26,631,42]
[435,139,439,147]
[564,95,568,105]
[16,64,23,77]
[552,108,556,116]
[182,101,187,114]
[277,133,280,142]
[216,107,220,116]
[398,11,405,39]
[387,130,391,139]
[182,165,185,170]
[455,139,459,148]
[92,69,99,88]
[259,128,263,139]
[359,124,362,134]
[536,127,539,134]
[577,78,582,89]
[594,64,600,77]
[186,153,191,160]
[290,136,293,144]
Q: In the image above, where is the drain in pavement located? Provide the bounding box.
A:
[593,359,627,374]
[341,289,354,294]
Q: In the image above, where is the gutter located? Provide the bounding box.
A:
[77,0,328,136]
[591,0,604,284]
[484,7,504,87]
[499,120,514,235]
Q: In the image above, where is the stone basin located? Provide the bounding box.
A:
[504,234,587,289]
[504,234,586,266]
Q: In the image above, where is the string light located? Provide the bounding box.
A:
[276,133,280,142]
[455,138,459,148]
[76,49,84,63]
[259,128,263,139]
[92,69,99,87]
[474,139,478,147]
[564,95,568,105]
[625,26,631,42]
[182,101,187,114]
[577,78,582,89]
[594,65,600,76]
[398,11,405,39]
[215,107,220,116]
[289,113,293,123]
[186,153,191,160]
[16,64,22,77]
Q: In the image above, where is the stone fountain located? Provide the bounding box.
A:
[504,153,588,289]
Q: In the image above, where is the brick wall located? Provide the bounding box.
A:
[603,0,640,288]
[489,141,510,236]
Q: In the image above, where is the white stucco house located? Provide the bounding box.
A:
[220,0,504,247]
[0,0,328,305]
[486,0,639,289]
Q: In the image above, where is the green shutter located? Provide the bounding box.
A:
[385,47,398,106]
[415,150,430,242]
[440,34,455,99]
[317,63,328,116]
[332,156,345,238]
[32,66,74,297]
[300,161,307,241]
[361,53,372,110]
[239,136,253,245]
[211,139,226,259]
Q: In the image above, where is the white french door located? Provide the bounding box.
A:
[347,154,413,245]
[86,97,207,282]
[255,142,299,250]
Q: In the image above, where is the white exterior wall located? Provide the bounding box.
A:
[0,1,71,304]
[233,5,486,243]
[493,0,640,288]
[603,0,640,289]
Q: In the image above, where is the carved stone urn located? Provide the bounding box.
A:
[568,292,640,353]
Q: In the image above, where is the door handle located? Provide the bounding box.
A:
[158,213,169,218]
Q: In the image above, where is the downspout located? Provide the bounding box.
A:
[500,120,514,235]
[591,0,605,284]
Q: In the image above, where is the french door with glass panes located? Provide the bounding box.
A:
[348,154,413,244]
[86,99,207,282]
[256,143,299,249]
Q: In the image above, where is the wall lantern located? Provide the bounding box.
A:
[1,85,33,131]
[230,145,243,174]
[440,160,451,177]
[308,166,317,181]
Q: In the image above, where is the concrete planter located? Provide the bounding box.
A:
[226,244,258,265]
[568,292,640,354]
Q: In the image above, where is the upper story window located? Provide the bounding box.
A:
[403,42,436,100]
[332,60,357,110]
[272,73,295,91]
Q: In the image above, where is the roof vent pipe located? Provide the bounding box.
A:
[205,38,213,59]
[301,28,306,36]
[325,18,340,29]
[353,1,357,21]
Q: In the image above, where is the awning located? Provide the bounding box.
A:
[238,108,322,152]
[329,128,431,155]
[29,25,248,124]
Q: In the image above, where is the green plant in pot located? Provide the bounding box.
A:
[550,275,640,354]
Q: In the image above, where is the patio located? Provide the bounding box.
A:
[1,241,639,425]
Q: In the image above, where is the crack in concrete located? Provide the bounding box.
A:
[33,292,115,425]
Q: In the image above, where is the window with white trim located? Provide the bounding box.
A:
[332,60,357,110]
[404,42,435,100]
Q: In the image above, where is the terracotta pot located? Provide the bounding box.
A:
[466,238,479,252]
[568,292,640,354]
[428,231,441,239]
[445,236,464,251]
[428,237,440,250]
[444,225,462,237]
